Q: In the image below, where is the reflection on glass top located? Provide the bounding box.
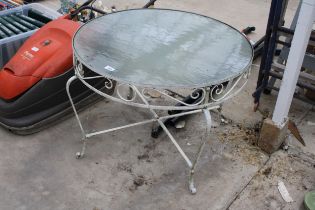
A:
[73,9,253,88]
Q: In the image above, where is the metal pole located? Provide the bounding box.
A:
[253,0,285,105]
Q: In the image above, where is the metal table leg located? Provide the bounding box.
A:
[66,75,88,159]
[149,108,212,194]
[134,87,213,194]
[67,81,215,194]
[188,109,211,194]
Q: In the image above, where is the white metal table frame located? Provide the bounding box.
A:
[66,56,251,194]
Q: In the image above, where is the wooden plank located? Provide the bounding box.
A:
[272,62,315,83]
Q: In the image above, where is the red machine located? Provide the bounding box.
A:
[0,0,156,134]
[0,9,112,134]
[0,16,80,99]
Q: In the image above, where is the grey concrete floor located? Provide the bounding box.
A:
[1,0,315,210]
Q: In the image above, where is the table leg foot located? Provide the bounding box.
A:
[76,140,87,159]
[75,152,83,159]
[189,170,197,194]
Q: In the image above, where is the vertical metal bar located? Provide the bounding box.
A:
[253,0,285,104]
[255,0,279,91]
[66,75,86,138]
[266,1,302,93]
[188,109,212,194]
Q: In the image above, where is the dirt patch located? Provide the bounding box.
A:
[259,152,315,191]
[231,151,315,209]
[117,162,133,174]
[117,162,154,192]
[137,153,150,161]
[133,175,146,187]
[129,175,152,192]
[215,122,265,165]
[262,166,272,177]
[217,122,261,146]
[137,139,163,162]
[144,139,159,151]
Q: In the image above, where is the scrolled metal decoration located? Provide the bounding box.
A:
[209,71,248,102]
[116,83,137,102]
[104,78,114,90]
[210,83,225,102]
[190,88,206,101]
[72,53,250,110]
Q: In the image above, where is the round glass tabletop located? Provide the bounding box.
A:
[73,9,253,89]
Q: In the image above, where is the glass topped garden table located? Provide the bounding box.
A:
[67,9,253,194]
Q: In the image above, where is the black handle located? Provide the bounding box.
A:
[143,0,157,8]
[70,6,107,19]
[242,26,256,35]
